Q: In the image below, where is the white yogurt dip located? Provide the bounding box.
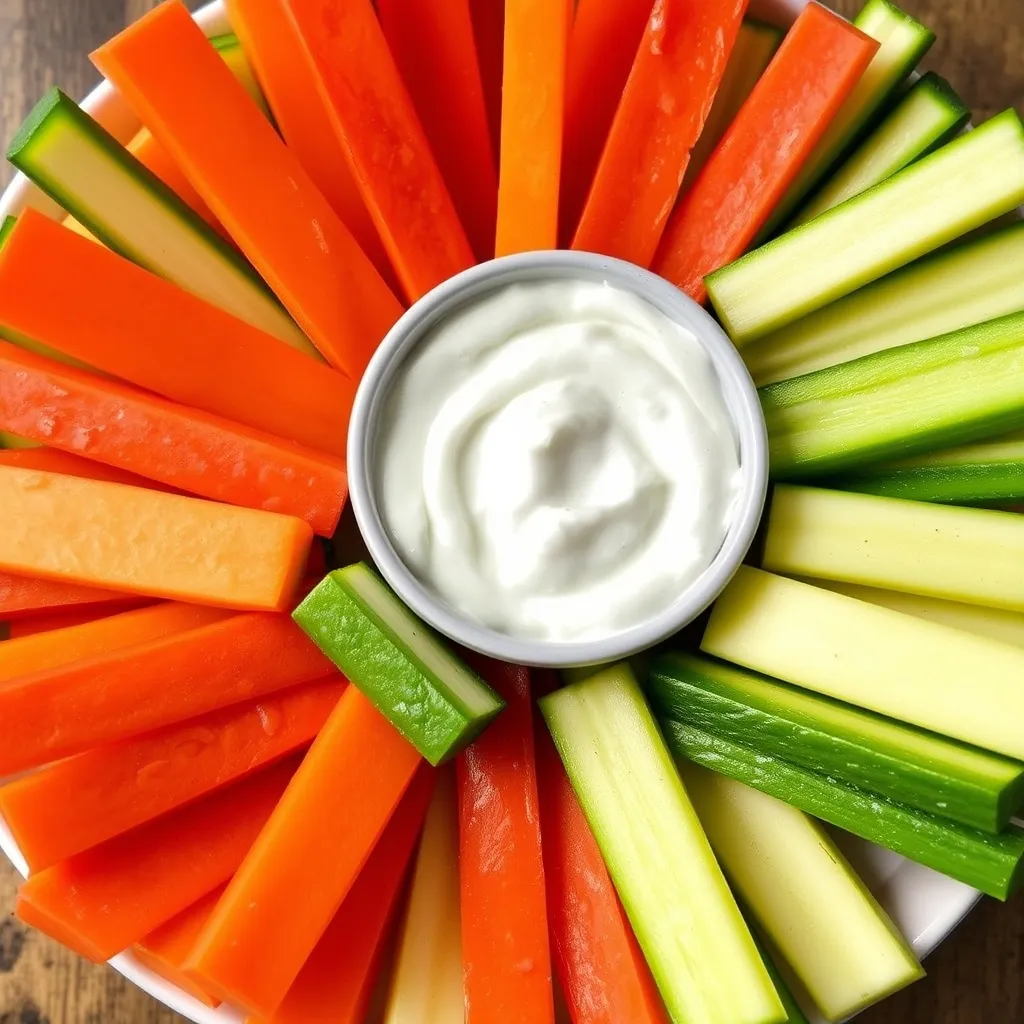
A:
[376,279,742,643]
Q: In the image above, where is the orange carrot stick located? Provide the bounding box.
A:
[0,345,346,536]
[0,573,143,620]
[0,445,174,490]
[457,661,554,1024]
[286,0,475,302]
[0,675,344,872]
[469,0,505,166]
[0,467,312,609]
[223,0,395,291]
[0,611,333,776]
[92,1,402,379]
[0,211,356,458]
[494,0,571,256]
[378,0,498,262]
[0,601,231,685]
[534,676,667,1024]
[6,604,153,638]
[134,887,226,1009]
[16,757,299,962]
[257,766,435,1024]
[559,0,654,245]
[572,0,749,267]
[185,687,423,1018]
[128,128,221,233]
[654,4,878,302]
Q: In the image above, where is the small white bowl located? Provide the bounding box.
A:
[348,250,767,668]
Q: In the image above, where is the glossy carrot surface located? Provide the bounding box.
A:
[0,611,332,776]
[0,573,140,620]
[494,0,571,256]
[559,0,654,243]
[258,766,435,1024]
[654,3,878,302]
[458,661,554,1024]
[379,0,497,261]
[0,344,346,536]
[15,758,299,962]
[572,0,749,266]
[6,604,152,638]
[0,466,312,608]
[224,0,395,289]
[92,1,402,378]
[0,676,344,871]
[186,687,422,1018]
[0,446,171,489]
[0,212,356,458]
[287,0,475,302]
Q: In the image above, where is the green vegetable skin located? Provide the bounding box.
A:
[742,221,1024,386]
[763,0,936,235]
[292,564,504,765]
[5,88,315,358]
[753,937,810,1024]
[649,652,1024,832]
[829,430,1024,504]
[794,71,969,225]
[663,719,1024,899]
[0,216,16,248]
[680,764,923,1020]
[761,310,1024,479]
[708,109,1024,346]
[540,664,785,1024]
[209,33,271,117]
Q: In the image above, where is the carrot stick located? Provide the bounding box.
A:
[0,601,231,685]
[654,4,879,303]
[0,345,346,536]
[185,686,423,1018]
[559,0,654,245]
[134,887,226,1009]
[469,0,504,166]
[534,675,667,1024]
[0,675,344,872]
[0,611,333,776]
[571,0,749,267]
[286,0,475,303]
[92,1,402,379]
[128,128,221,233]
[223,0,396,292]
[0,445,174,490]
[378,0,498,262]
[15,756,300,962]
[6,603,153,638]
[494,0,571,256]
[257,766,435,1024]
[457,660,554,1024]
[0,467,312,608]
[0,211,356,459]
[0,573,143,620]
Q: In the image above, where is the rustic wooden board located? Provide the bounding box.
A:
[0,0,1022,1020]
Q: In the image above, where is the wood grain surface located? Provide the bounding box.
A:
[1,0,1023,1020]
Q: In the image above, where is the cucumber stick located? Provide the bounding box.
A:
[801,578,1024,652]
[539,665,785,1024]
[743,221,1024,386]
[754,937,809,1024]
[702,566,1024,761]
[681,764,923,1019]
[209,33,271,118]
[649,652,1024,832]
[0,216,15,248]
[292,564,504,765]
[708,109,1024,346]
[663,719,1024,900]
[761,310,1024,478]
[794,72,969,225]
[830,430,1024,504]
[764,485,1024,610]
[764,0,935,234]
[682,20,784,191]
[6,89,316,358]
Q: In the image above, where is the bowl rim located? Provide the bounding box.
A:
[349,249,769,667]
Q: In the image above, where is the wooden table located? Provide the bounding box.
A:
[1,0,1023,1020]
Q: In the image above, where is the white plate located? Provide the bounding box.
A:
[0,1,981,1021]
